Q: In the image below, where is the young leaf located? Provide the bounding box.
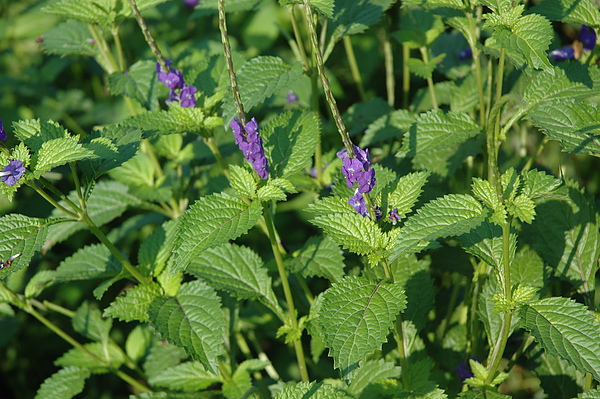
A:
[125,325,153,363]
[0,214,51,279]
[170,193,263,273]
[229,164,257,199]
[521,169,562,199]
[262,110,320,178]
[103,282,162,322]
[359,109,417,147]
[527,99,600,157]
[186,243,283,318]
[34,366,90,399]
[42,21,99,57]
[108,60,160,110]
[55,342,125,374]
[315,277,406,374]
[275,381,353,399]
[506,194,536,224]
[147,361,221,392]
[42,0,114,26]
[471,177,506,225]
[387,171,430,221]
[288,236,345,283]
[391,194,486,261]
[519,297,600,380]
[148,280,226,374]
[122,104,210,137]
[73,301,112,343]
[222,56,304,122]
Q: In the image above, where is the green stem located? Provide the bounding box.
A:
[289,6,309,68]
[263,203,309,382]
[402,43,410,109]
[126,0,169,73]
[419,47,438,110]
[380,26,395,107]
[310,60,323,184]
[436,273,461,342]
[218,0,246,124]
[521,137,547,173]
[38,176,82,214]
[395,315,411,389]
[486,48,505,189]
[110,23,126,71]
[343,36,366,101]
[26,182,79,219]
[466,9,486,127]
[81,212,151,285]
[88,24,119,74]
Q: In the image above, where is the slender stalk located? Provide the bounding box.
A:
[88,24,119,74]
[26,182,79,219]
[310,57,323,183]
[419,47,438,110]
[110,23,126,71]
[126,0,169,73]
[81,212,151,285]
[402,44,410,109]
[395,316,412,389]
[380,27,395,107]
[521,137,548,173]
[38,176,82,214]
[436,273,461,342]
[289,6,309,68]
[218,0,247,124]
[235,332,271,398]
[343,36,366,101]
[486,48,505,189]
[263,203,309,382]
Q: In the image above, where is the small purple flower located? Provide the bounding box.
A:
[337,145,376,193]
[159,71,183,90]
[0,159,25,186]
[156,59,173,74]
[389,208,401,225]
[286,90,298,103]
[183,0,199,6]
[456,358,480,382]
[348,192,368,216]
[458,48,472,61]
[180,85,197,108]
[0,121,6,141]
[580,25,597,51]
[549,46,575,61]
[230,118,269,180]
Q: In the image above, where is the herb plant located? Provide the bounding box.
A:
[0,0,599,398]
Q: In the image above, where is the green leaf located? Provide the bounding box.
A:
[109,152,155,188]
[471,177,506,225]
[392,255,434,332]
[521,169,562,199]
[147,361,220,392]
[519,297,600,380]
[55,342,125,373]
[262,110,320,178]
[138,219,179,276]
[256,184,287,202]
[359,109,416,147]
[477,0,511,13]
[108,60,160,110]
[118,0,171,18]
[507,194,536,223]
[229,165,257,199]
[34,367,90,399]
[143,342,188,380]
[35,137,96,175]
[282,0,335,18]
[315,277,406,374]
[122,104,209,137]
[171,193,263,273]
[104,282,162,322]
[324,0,395,60]
[148,280,226,374]
[511,248,546,289]
[530,0,600,25]
[275,381,353,399]
[459,220,516,271]
[478,274,519,346]
[526,180,598,293]
[47,181,141,246]
[222,367,252,399]
[0,214,51,280]
[523,67,594,109]
[393,8,446,49]
[288,236,345,283]
[346,359,401,396]
[407,54,446,79]
[222,56,304,122]
[527,99,600,157]
[42,0,114,25]
[125,325,154,363]
[186,243,282,317]
[458,391,510,399]
[42,21,99,57]
[73,301,112,342]
[307,196,354,215]
[387,171,430,222]
[52,243,121,282]
[391,194,486,261]
[486,13,553,71]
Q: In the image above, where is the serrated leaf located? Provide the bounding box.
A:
[519,297,600,380]
[477,0,511,13]
[34,367,90,399]
[222,367,252,399]
[346,359,401,396]
[108,60,160,110]
[459,220,516,271]
[73,301,112,342]
[387,171,430,221]
[511,248,546,289]
[47,181,141,246]
[507,194,536,223]
[523,67,593,109]
[125,325,153,363]
[122,104,208,137]
[477,274,519,346]
[171,193,263,273]
[222,57,304,122]
[147,361,220,392]
[42,0,114,26]
[138,219,179,276]
[148,280,226,374]
[229,165,257,198]
[0,214,51,280]
[391,194,485,261]
[276,381,353,399]
[186,243,283,318]
[35,137,96,175]
[55,342,125,373]
[525,344,584,399]
[256,184,287,202]
[104,282,162,322]
[407,54,445,79]
[526,180,599,293]
[316,277,406,374]
[528,99,600,157]
[42,21,98,57]
[262,110,320,178]
[487,14,553,71]
[52,243,121,282]
[143,342,188,380]
[360,109,416,147]
[109,152,155,187]
[530,0,600,25]
[521,169,562,199]
[288,236,345,283]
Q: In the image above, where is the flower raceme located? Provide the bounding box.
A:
[0,159,25,186]
[231,118,269,180]
[156,60,197,108]
[337,145,376,217]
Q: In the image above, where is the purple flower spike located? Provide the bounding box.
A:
[348,192,368,216]
[550,46,575,61]
[0,121,6,141]
[581,25,597,51]
[458,48,473,61]
[389,208,401,225]
[1,159,25,186]
[180,85,197,108]
[230,117,269,180]
[337,145,376,216]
